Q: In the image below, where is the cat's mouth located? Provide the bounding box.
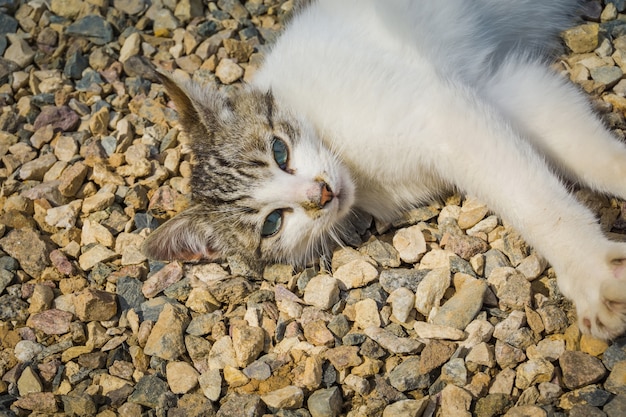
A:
[332,173,355,219]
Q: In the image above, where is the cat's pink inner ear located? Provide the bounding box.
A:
[175,246,219,262]
[142,209,222,262]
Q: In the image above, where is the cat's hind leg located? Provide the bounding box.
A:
[482,58,626,337]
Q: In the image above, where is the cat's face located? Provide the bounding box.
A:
[142,75,355,264]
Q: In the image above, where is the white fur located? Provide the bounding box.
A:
[251,0,626,338]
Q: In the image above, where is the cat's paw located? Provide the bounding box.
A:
[575,260,626,340]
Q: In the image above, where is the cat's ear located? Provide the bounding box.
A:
[156,71,233,134]
[142,206,222,262]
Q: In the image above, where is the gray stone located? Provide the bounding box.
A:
[484,249,512,276]
[389,357,430,392]
[569,405,607,417]
[117,276,147,312]
[216,393,266,417]
[128,374,170,408]
[0,13,17,35]
[359,239,401,267]
[379,268,428,293]
[590,66,624,87]
[605,394,626,417]
[307,387,342,417]
[217,0,249,20]
[65,15,114,45]
[243,360,271,380]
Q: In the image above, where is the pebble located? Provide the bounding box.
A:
[605,361,626,395]
[354,298,381,329]
[143,303,190,361]
[441,357,468,385]
[515,358,554,390]
[466,341,496,367]
[58,161,89,197]
[0,228,51,277]
[382,398,429,417]
[33,106,80,132]
[12,392,58,413]
[74,288,117,321]
[119,32,142,63]
[604,394,626,417]
[114,0,147,15]
[307,387,343,417]
[208,336,238,370]
[324,345,362,371]
[476,394,513,417]
[379,268,427,292]
[333,259,378,289]
[78,244,118,271]
[516,253,547,280]
[82,191,116,214]
[215,58,244,84]
[393,225,427,263]
[26,308,73,335]
[561,385,610,410]
[142,261,184,298]
[527,338,565,362]
[419,340,457,374]
[458,198,489,229]
[304,274,340,310]
[261,385,304,409]
[387,287,415,323]
[232,323,266,367]
[560,351,608,389]
[440,384,472,417]
[45,200,82,229]
[591,66,624,87]
[562,23,600,53]
[430,277,487,329]
[28,284,54,313]
[414,267,451,316]
[14,340,44,362]
[364,326,424,354]
[0,2,622,416]
[166,361,200,394]
[537,304,568,335]
[5,37,34,68]
[198,369,222,401]
[414,321,466,340]
[128,374,169,408]
[65,15,114,45]
[388,356,429,391]
[581,334,610,356]
[359,238,401,267]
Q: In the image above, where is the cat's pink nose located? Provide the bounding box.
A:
[320,182,334,207]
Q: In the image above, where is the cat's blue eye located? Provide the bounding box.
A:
[261,209,283,237]
[272,138,289,170]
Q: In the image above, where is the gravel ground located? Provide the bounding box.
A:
[1,0,626,416]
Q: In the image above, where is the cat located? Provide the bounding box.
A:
[143,0,626,340]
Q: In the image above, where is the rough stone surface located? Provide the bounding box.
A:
[0,3,624,417]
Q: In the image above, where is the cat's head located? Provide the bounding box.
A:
[142,74,355,265]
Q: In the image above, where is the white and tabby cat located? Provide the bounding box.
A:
[143,0,626,339]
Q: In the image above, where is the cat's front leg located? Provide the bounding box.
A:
[427,86,626,339]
